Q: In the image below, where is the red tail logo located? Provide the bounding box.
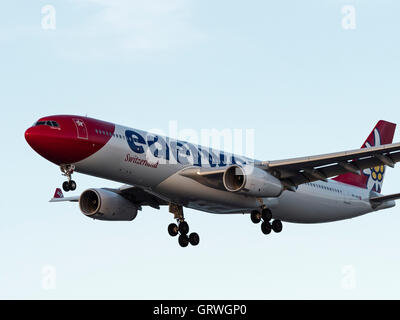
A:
[333,120,396,193]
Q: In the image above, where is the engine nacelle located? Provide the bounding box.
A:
[79,188,138,221]
[223,165,283,197]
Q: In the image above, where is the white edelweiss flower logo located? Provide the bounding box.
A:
[362,128,385,193]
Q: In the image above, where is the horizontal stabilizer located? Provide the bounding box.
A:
[369,193,400,205]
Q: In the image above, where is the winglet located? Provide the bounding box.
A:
[53,188,64,199]
[49,188,79,203]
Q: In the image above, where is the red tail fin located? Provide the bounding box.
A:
[333,120,396,192]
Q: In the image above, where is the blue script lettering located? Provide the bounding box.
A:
[125,130,247,167]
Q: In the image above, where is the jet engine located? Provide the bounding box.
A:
[79,188,138,221]
[223,165,283,197]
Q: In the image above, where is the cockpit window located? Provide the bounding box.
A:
[34,120,60,127]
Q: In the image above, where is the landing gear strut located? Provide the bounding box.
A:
[250,207,283,235]
[168,204,200,247]
[60,164,77,192]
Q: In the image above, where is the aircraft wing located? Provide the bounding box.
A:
[49,185,168,209]
[111,185,169,209]
[179,167,227,190]
[257,142,400,189]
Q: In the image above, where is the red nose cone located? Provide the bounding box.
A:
[24,125,70,165]
[25,127,41,155]
[25,115,116,165]
[24,128,30,141]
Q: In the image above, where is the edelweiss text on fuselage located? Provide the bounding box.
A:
[125,129,249,167]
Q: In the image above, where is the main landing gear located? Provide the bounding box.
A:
[60,164,77,192]
[168,204,200,248]
[250,208,283,235]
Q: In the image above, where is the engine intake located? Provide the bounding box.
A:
[223,165,283,197]
[79,188,138,221]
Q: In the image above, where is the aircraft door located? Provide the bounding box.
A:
[73,118,88,140]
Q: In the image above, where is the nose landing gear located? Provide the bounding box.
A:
[60,164,77,192]
[251,208,283,236]
[168,204,200,248]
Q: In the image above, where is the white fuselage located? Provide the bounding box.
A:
[72,124,394,223]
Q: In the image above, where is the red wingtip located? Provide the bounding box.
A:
[53,188,64,199]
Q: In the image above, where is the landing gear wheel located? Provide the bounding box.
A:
[272,220,283,233]
[178,234,189,248]
[261,208,272,221]
[168,223,179,237]
[62,181,70,192]
[179,221,189,235]
[251,210,261,224]
[68,180,77,191]
[261,221,272,235]
[169,204,200,247]
[60,165,76,193]
[189,233,200,246]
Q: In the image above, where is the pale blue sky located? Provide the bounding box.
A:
[1,0,400,299]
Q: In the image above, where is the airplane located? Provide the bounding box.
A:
[25,116,400,247]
